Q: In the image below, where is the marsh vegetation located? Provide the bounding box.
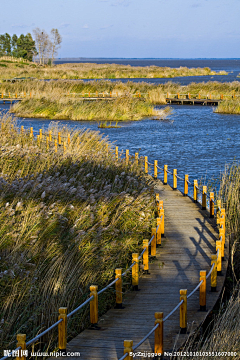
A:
[0,113,156,351]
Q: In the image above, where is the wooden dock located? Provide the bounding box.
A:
[166,98,220,106]
[53,180,228,360]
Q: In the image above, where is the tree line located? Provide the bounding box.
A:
[0,28,62,64]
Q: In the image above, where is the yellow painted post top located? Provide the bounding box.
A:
[180,289,187,333]
[21,125,24,133]
[216,240,222,273]
[58,132,61,145]
[115,268,122,306]
[126,149,129,165]
[156,193,160,202]
[68,133,70,145]
[90,285,98,324]
[144,156,148,174]
[173,169,177,189]
[156,217,162,245]
[30,127,33,138]
[115,146,118,161]
[198,93,201,99]
[219,228,225,258]
[210,192,214,218]
[160,208,164,235]
[49,130,52,142]
[164,165,168,184]
[177,92,180,99]
[39,128,42,139]
[143,239,149,271]
[154,312,163,354]
[199,270,207,310]
[124,340,133,360]
[193,179,198,202]
[16,334,26,360]
[154,160,158,179]
[211,254,217,290]
[132,253,139,288]
[151,228,157,257]
[202,185,207,210]
[58,307,67,350]
[184,174,189,196]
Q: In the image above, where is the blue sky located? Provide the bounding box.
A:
[1,0,240,58]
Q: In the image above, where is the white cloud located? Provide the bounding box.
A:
[82,24,89,29]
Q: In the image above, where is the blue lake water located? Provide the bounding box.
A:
[1,103,239,190]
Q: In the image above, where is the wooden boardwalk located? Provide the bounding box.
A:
[166,97,220,106]
[53,180,228,360]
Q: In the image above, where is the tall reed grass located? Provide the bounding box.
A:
[0,113,156,351]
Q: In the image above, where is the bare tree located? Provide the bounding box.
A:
[33,28,51,65]
[50,29,62,65]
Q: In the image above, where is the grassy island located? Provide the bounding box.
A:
[0,58,227,81]
[0,113,156,351]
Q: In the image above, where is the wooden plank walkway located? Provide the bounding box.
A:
[52,180,228,360]
[166,98,221,106]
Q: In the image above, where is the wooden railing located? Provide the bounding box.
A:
[0,129,226,360]
[166,92,239,100]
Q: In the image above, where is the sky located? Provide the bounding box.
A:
[1,0,240,58]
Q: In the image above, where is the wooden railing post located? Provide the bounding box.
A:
[123,340,133,360]
[143,239,149,273]
[210,192,214,218]
[115,269,122,308]
[144,156,148,174]
[164,165,168,184]
[16,334,26,360]
[217,200,221,220]
[58,132,61,145]
[126,149,129,165]
[173,169,177,190]
[68,133,70,145]
[154,160,158,179]
[115,146,118,161]
[199,270,206,311]
[154,312,163,355]
[180,289,187,334]
[216,240,222,275]
[49,130,52,142]
[221,208,226,235]
[135,152,138,165]
[58,307,67,353]
[30,127,33,138]
[202,185,207,210]
[211,254,217,292]
[193,180,198,202]
[55,139,58,153]
[132,253,139,290]
[184,174,189,196]
[39,129,42,140]
[156,218,161,246]
[160,208,164,237]
[90,285,98,325]
[219,227,225,259]
[151,228,157,257]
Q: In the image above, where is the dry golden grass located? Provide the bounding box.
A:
[0,113,156,351]
[0,60,227,80]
